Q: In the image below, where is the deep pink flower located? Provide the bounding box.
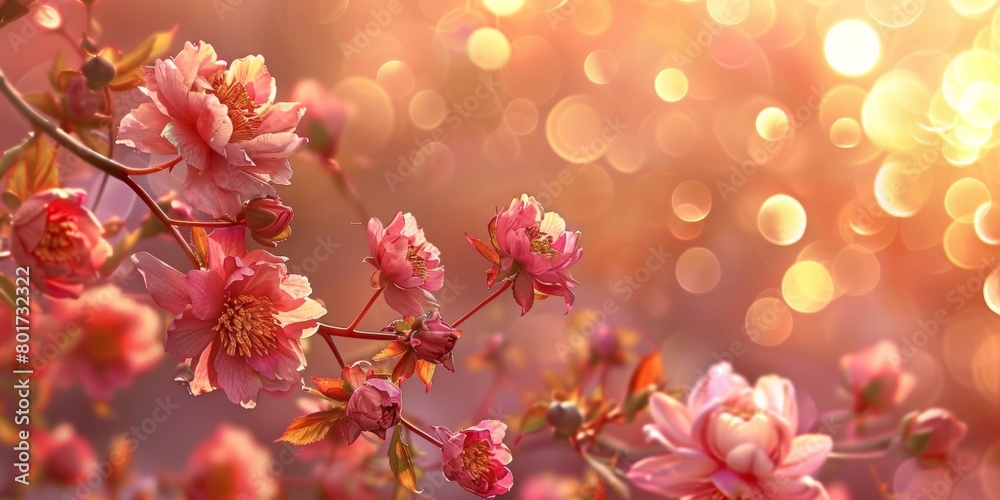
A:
[117,41,307,218]
[132,226,326,408]
[34,424,97,486]
[242,196,293,247]
[901,408,968,462]
[289,78,347,159]
[45,285,163,401]
[10,188,112,299]
[628,363,831,499]
[468,194,582,315]
[366,212,444,317]
[433,420,514,499]
[408,310,458,371]
[184,425,278,500]
[840,341,914,414]
[344,378,402,444]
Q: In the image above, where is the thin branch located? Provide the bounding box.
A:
[401,417,443,448]
[318,325,397,342]
[452,279,512,327]
[347,287,383,332]
[0,65,200,268]
[166,218,242,228]
[124,155,183,175]
[319,332,346,369]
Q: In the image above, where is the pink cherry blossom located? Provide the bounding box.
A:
[132,226,326,408]
[366,211,444,317]
[840,341,914,414]
[289,78,347,159]
[117,41,307,218]
[901,408,968,462]
[433,419,514,499]
[44,285,163,402]
[468,194,582,315]
[10,188,113,299]
[184,425,278,500]
[628,363,832,500]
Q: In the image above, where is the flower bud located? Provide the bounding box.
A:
[409,310,458,371]
[901,408,967,462]
[344,378,402,443]
[546,401,584,438]
[243,197,293,247]
[82,56,117,90]
[65,76,104,122]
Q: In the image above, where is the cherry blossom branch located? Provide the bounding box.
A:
[0,65,201,268]
[401,416,443,448]
[318,331,346,369]
[124,156,183,175]
[452,279,513,328]
[166,218,242,228]
[316,325,397,341]
[347,287,383,332]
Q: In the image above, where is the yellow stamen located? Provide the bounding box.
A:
[209,73,261,143]
[214,295,279,357]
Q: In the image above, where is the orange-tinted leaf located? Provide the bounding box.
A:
[582,453,630,500]
[627,351,663,396]
[113,26,177,78]
[23,92,62,120]
[415,360,435,392]
[373,341,408,361]
[391,350,417,384]
[388,425,421,493]
[276,409,344,446]
[4,134,58,201]
[466,234,500,264]
[519,402,550,438]
[191,227,208,267]
[312,377,351,401]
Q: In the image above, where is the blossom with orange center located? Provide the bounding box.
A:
[183,425,279,500]
[433,420,514,499]
[132,226,326,408]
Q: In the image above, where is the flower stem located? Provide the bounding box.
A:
[348,287,383,332]
[0,65,201,268]
[828,450,892,460]
[319,331,346,369]
[325,157,369,219]
[452,279,513,328]
[317,324,397,341]
[401,416,443,448]
[125,156,183,175]
[167,218,242,228]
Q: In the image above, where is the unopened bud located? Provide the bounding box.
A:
[82,56,117,90]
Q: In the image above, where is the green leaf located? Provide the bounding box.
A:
[520,402,550,435]
[275,408,344,446]
[388,425,421,493]
[4,134,58,201]
[582,453,631,500]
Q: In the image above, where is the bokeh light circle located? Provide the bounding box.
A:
[671,180,713,222]
[755,107,790,141]
[758,194,808,245]
[654,68,689,102]
[467,27,511,70]
[745,297,794,346]
[824,20,881,76]
[782,261,835,313]
[829,117,862,148]
[676,247,722,294]
[584,50,619,85]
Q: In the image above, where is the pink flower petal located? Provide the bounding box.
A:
[117,103,176,154]
[777,434,832,478]
[627,454,717,498]
[132,252,190,314]
[165,312,216,359]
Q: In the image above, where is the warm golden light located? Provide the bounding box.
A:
[467,27,511,70]
[584,49,619,85]
[676,247,722,294]
[654,68,688,102]
[758,194,807,246]
[482,0,525,16]
[671,180,713,222]
[782,261,835,313]
[745,296,794,346]
[824,20,881,76]
[755,107,790,141]
[829,117,862,148]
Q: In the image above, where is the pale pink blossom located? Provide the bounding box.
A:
[840,341,914,414]
[433,420,514,499]
[289,78,347,159]
[628,363,832,499]
[132,226,326,408]
[901,408,968,462]
[45,285,162,401]
[118,41,307,218]
[468,194,582,315]
[10,188,112,299]
[366,212,444,317]
[184,425,279,500]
